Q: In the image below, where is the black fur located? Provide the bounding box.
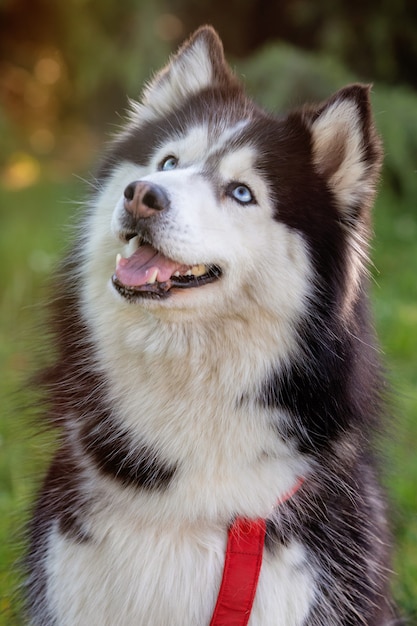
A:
[80,416,177,490]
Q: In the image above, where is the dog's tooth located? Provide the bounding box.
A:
[191,264,207,277]
[146,269,158,284]
[185,269,193,276]
[173,271,180,277]
[126,236,138,257]
[116,253,122,268]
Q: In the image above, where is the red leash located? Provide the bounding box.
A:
[210,478,304,626]
[209,516,266,626]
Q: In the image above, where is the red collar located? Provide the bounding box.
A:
[210,478,304,626]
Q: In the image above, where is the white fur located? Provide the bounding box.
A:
[311,97,373,319]
[129,36,215,124]
[45,519,313,626]
[311,98,372,211]
[80,124,313,523]
[39,119,318,624]
[40,94,378,626]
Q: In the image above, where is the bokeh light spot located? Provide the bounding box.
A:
[34,57,61,85]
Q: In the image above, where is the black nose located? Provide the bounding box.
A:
[123,181,170,218]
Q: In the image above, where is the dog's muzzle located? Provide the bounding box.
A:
[111,181,222,301]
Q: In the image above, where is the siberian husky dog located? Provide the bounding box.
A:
[26,26,399,626]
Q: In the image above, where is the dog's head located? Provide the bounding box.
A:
[80,26,381,350]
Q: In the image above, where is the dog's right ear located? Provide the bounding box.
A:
[131,26,238,120]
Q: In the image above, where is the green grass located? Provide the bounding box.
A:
[0,179,85,623]
[371,192,417,619]
[0,176,416,623]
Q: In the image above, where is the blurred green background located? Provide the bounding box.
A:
[1,0,416,623]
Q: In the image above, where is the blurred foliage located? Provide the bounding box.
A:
[172,0,417,88]
[1,0,417,183]
[0,0,176,180]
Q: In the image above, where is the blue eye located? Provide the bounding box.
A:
[229,184,254,205]
[160,155,178,171]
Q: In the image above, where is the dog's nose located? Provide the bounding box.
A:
[123,181,170,218]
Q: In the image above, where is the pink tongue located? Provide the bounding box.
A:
[115,244,188,287]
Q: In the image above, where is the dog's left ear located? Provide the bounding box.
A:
[137,26,238,119]
[304,84,382,218]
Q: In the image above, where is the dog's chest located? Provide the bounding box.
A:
[45,513,315,626]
